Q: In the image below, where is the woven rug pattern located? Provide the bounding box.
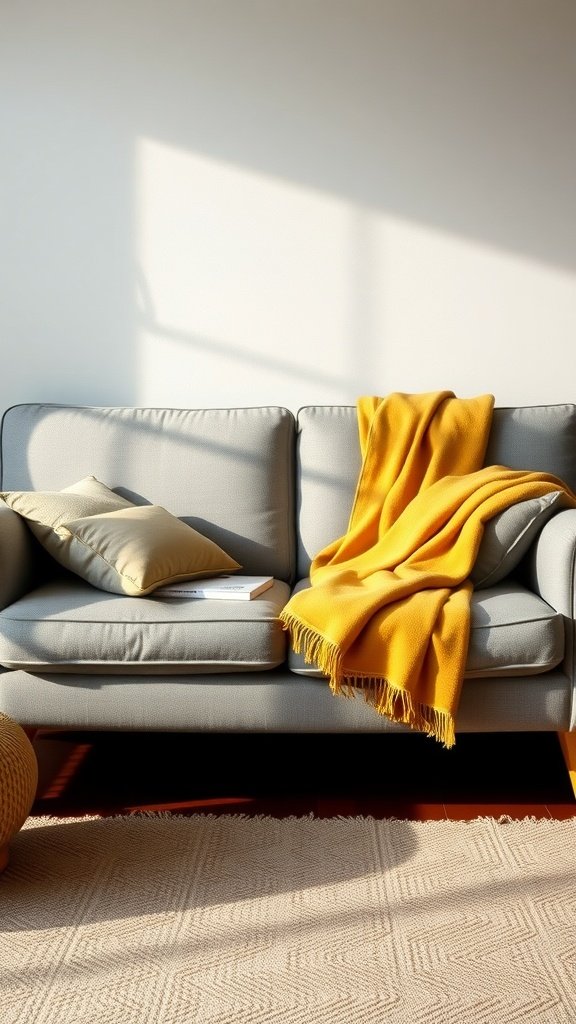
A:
[1,814,575,1023]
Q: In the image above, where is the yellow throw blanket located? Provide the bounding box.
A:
[280,391,576,747]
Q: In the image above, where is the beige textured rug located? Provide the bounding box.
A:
[1,814,575,1024]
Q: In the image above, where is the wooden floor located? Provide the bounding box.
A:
[30,729,576,820]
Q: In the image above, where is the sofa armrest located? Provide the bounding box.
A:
[0,505,37,609]
[526,507,576,729]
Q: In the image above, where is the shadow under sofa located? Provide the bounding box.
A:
[0,401,575,796]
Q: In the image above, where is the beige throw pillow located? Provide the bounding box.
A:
[0,475,135,563]
[0,476,241,596]
[60,505,241,596]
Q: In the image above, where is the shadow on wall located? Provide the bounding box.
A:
[2,0,575,411]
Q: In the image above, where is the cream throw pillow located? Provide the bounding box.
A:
[60,505,241,596]
[0,475,135,562]
[0,476,241,596]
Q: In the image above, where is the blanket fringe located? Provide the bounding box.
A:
[344,673,456,749]
[279,610,343,683]
[280,612,456,748]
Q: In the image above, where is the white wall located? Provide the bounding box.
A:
[2,0,575,415]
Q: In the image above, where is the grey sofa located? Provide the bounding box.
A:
[0,401,575,791]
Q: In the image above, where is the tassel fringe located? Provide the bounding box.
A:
[279,610,343,684]
[280,611,456,748]
[343,672,456,749]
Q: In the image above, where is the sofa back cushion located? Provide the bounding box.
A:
[0,404,296,582]
[296,402,576,578]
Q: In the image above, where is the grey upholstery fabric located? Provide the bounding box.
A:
[0,404,296,581]
[484,404,576,489]
[0,579,291,673]
[526,508,576,730]
[0,668,569,733]
[295,406,359,579]
[286,579,564,678]
[465,582,564,676]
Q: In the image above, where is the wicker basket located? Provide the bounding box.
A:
[0,713,38,871]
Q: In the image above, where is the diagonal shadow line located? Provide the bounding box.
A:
[135,315,351,391]
[135,261,351,391]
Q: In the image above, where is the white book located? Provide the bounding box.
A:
[155,574,274,600]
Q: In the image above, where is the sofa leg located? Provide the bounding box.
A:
[558,732,576,799]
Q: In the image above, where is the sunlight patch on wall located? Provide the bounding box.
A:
[135,138,576,409]
[135,138,387,406]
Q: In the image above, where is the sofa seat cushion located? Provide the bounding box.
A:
[0,578,290,673]
[287,579,564,679]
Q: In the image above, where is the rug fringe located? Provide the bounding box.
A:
[24,812,575,828]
